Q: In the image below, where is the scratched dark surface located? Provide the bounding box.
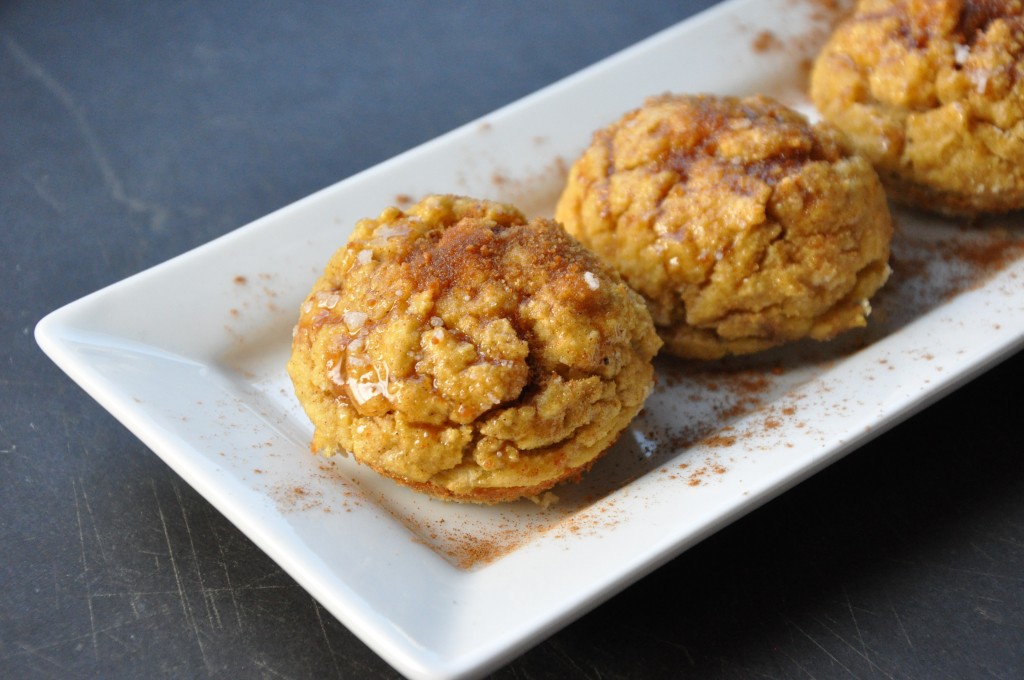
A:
[4,1,1024,678]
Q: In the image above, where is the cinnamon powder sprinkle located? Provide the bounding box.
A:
[753,30,784,53]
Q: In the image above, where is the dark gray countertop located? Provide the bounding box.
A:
[4,1,1024,678]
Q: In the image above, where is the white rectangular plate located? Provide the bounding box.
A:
[36,0,1024,678]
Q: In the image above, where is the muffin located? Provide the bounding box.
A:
[555,93,893,360]
[286,195,661,503]
[810,0,1024,216]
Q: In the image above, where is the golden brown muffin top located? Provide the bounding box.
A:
[294,196,651,425]
[556,93,893,359]
[603,93,845,183]
[811,0,1024,214]
[834,0,1023,110]
[288,195,661,501]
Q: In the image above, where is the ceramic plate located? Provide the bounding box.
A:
[35,0,1024,678]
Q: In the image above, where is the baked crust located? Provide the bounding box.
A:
[286,195,661,503]
[811,0,1024,216]
[555,93,893,360]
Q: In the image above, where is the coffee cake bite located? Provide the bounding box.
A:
[555,93,893,360]
[286,195,661,503]
[811,0,1024,216]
